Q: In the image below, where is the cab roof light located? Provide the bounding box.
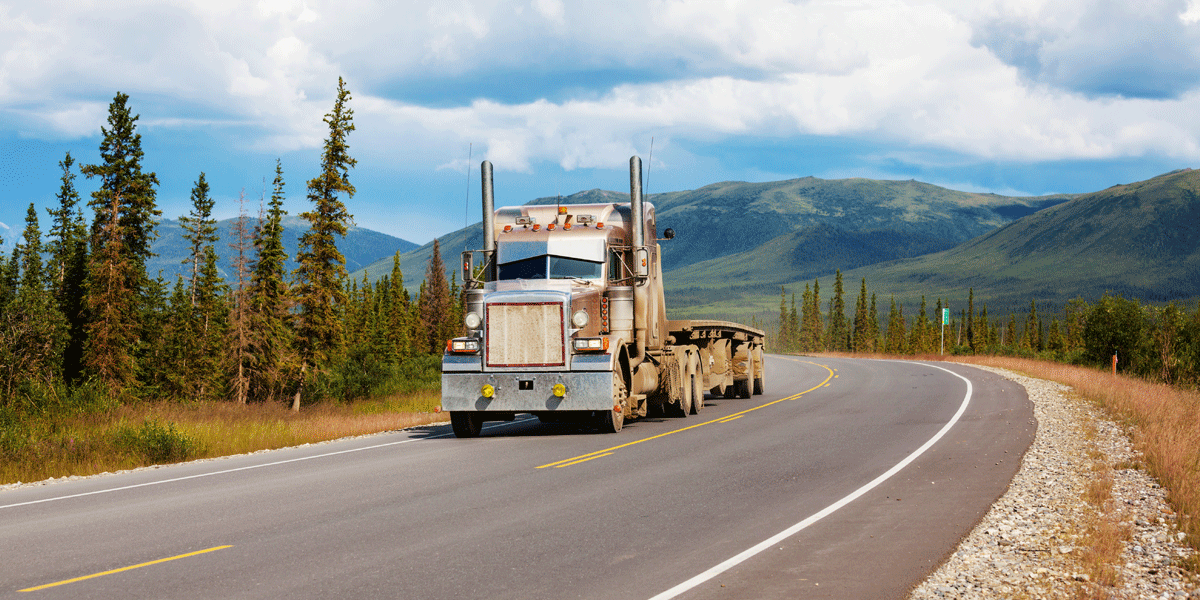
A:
[558,206,568,215]
[503,225,513,233]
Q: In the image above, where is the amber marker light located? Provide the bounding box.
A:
[552,383,566,397]
[481,384,495,398]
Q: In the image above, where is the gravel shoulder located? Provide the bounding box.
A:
[909,366,1199,599]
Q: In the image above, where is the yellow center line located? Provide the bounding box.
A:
[718,415,744,423]
[19,545,233,592]
[555,452,614,468]
[536,361,835,469]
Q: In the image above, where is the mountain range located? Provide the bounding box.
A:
[147,215,418,284]
[46,167,1196,328]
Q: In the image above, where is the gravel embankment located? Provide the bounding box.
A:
[910,366,1199,599]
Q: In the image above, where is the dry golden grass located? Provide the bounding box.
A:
[0,389,448,485]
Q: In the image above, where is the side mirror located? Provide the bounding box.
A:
[662,228,675,240]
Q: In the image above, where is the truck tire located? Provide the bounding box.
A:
[450,412,483,438]
[732,344,752,399]
[752,346,765,395]
[596,373,626,433]
[689,353,704,414]
[666,360,689,418]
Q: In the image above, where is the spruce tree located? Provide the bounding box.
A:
[807,278,822,351]
[885,297,906,354]
[293,78,356,408]
[46,152,89,384]
[386,252,414,363]
[228,191,253,404]
[869,293,879,352]
[852,277,869,352]
[799,284,812,352]
[248,160,294,404]
[418,239,452,354]
[777,287,789,351]
[180,173,217,305]
[0,205,66,394]
[787,292,799,352]
[828,270,846,351]
[81,92,159,395]
[966,288,976,352]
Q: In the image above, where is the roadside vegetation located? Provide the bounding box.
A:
[0,81,463,486]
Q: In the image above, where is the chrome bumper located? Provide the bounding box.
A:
[441,371,613,412]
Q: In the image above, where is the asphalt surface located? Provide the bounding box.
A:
[0,356,1034,599]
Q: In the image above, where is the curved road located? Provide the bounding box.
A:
[1,356,1033,599]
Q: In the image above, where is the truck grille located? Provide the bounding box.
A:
[486,302,565,367]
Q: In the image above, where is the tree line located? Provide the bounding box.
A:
[774,270,1200,385]
[0,79,462,414]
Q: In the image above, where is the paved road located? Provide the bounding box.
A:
[1,356,1033,599]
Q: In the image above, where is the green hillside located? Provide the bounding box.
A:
[356,177,1071,303]
[675,169,1200,323]
[148,215,418,283]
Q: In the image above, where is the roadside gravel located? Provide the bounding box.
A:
[910,366,1199,599]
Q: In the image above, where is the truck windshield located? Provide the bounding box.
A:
[497,255,603,280]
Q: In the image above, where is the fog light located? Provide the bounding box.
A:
[552,383,566,398]
[481,384,495,398]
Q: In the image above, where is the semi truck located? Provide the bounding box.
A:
[441,156,766,437]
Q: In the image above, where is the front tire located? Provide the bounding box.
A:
[450,412,483,438]
[596,372,627,433]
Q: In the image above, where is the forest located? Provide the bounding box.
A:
[772,270,1200,386]
[0,79,464,426]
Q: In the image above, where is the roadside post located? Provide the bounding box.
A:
[941,308,950,355]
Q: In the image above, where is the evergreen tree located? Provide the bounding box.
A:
[777,287,790,351]
[828,270,847,351]
[385,252,414,363]
[1024,299,1041,351]
[806,278,823,351]
[869,293,879,352]
[909,296,930,354]
[885,297,906,353]
[788,292,799,352]
[852,277,869,352]
[418,239,452,354]
[799,284,813,352]
[192,245,229,401]
[136,274,170,398]
[180,173,217,305]
[293,78,356,408]
[227,191,254,404]
[1005,314,1018,349]
[248,160,295,404]
[0,205,66,395]
[46,152,89,384]
[966,288,976,352]
[81,92,159,395]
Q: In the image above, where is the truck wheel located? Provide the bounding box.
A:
[753,345,763,396]
[596,373,626,433]
[450,412,483,438]
[752,346,765,395]
[689,373,703,414]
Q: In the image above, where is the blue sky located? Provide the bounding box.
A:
[3,0,1200,251]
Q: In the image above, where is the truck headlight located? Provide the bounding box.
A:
[464,312,482,329]
[572,337,609,352]
[571,309,589,328]
[448,338,481,353]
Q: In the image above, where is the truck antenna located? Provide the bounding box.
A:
[463,143,473,232]
[646,137,654,198]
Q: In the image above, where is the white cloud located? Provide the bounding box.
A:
[2,0,1200,174]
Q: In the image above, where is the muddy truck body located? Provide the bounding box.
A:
[442,157,766,437]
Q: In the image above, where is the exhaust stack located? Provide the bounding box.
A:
[481,160,496,255]
[629,155,644,249]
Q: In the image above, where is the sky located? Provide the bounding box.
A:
[3,0,1200,251]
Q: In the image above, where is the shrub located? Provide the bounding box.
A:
[114,419,198,464]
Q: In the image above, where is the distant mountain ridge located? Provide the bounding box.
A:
[353,176,1075,300]
[148,215,418,283]
[831,168,1200,315]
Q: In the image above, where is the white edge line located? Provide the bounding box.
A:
[647,361,973,600]
[0,416,537,510]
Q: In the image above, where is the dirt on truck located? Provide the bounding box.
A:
[442,156,766,437]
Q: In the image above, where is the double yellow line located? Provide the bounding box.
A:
[20,545,232,592]
[537,361,836,469]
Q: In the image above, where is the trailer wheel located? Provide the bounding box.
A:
[450,412,483,438]
[689,372,703,414]
[688,353,704,414]
[596,373,626,433]
[752,346,765,395]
